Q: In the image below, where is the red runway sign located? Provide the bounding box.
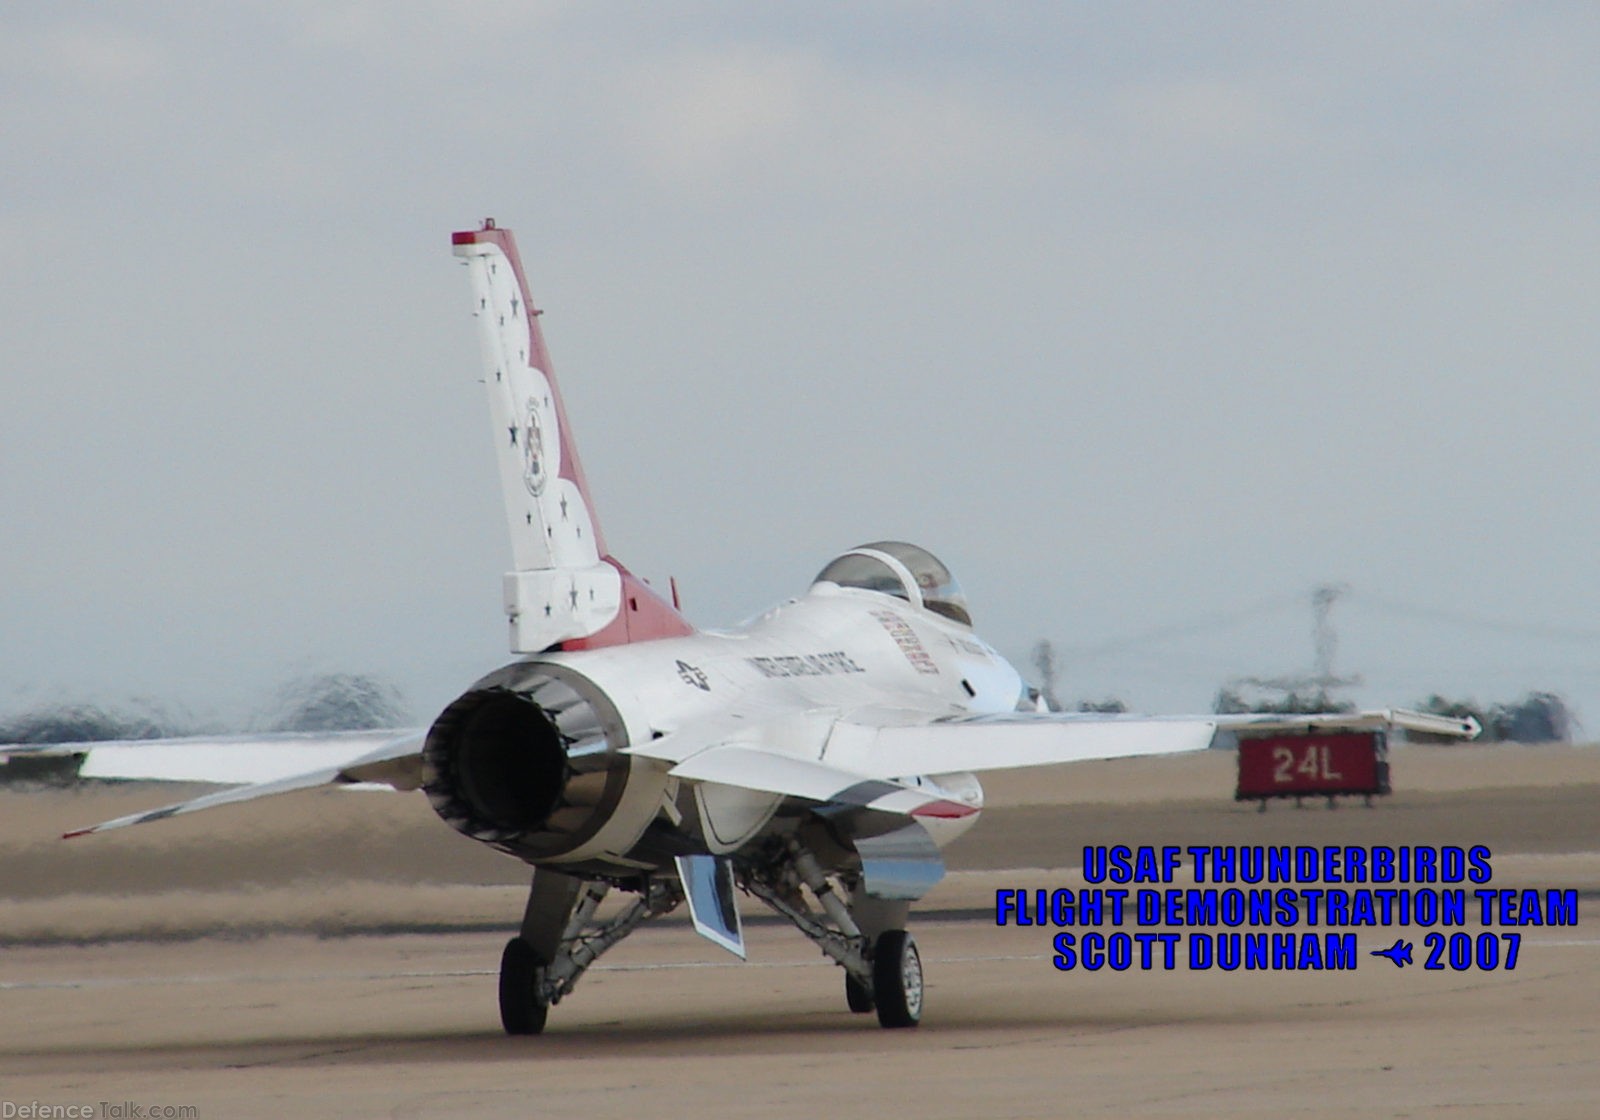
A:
[1236,732,1389,801]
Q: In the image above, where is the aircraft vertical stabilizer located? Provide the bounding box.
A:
[452,221,692,651]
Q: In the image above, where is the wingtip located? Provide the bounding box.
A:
[62,826,94,840]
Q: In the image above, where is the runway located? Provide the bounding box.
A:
[3,743,1597,1117]
[4,922,1598,1119]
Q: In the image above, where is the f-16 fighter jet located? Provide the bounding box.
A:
[14,222,1477,1032]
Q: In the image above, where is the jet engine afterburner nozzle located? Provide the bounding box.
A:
[422,663,633,862]
[449,691,566,831]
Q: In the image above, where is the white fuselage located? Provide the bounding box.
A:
[555,583,1023,742]
[491,582,1025,871]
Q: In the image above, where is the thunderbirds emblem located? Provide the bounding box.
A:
[520,398,547,496]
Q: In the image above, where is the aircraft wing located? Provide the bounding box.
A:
[34,707,1474,839]
[2,730,426,838]
[821,712,1218,779]
[632,706,1478,804]
[820,707,1476,781]
[1210,708,1480,738]
[624,710,1221,820]
[625,706,1468,906]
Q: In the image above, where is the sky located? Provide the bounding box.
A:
[4,3,1600,732]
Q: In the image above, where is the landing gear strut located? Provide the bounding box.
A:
[744,838,923,1029]
[499,870,682,1035]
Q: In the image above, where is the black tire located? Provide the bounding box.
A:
[499,936,549,1035]
[845,972,875,1014]
[871,929,923,1028]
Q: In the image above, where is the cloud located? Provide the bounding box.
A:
[8,20,171,86]
[608,43,1065,197]
[5,3,1600,726]
[1114,79,1288,154]
[285,0,577,72]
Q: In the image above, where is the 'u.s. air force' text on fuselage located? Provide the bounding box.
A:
[746,652,868,679]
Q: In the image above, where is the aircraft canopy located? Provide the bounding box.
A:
[813,541,972,626]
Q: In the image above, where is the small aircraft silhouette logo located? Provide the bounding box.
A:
[1370,938,1413,968]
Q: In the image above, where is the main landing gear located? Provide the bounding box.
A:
[498,936,548,1035]
[498,870,682,1035]
[497,839,928,1033]
[743,837,924,1028]
[845,972,875,1014]
[870,929,924,1028]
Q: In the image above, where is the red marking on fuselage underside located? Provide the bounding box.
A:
[909,799,979,819]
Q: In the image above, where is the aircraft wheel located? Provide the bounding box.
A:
[845,972,876,1013]
[499,936,549,1035]
[871,929,923,1028]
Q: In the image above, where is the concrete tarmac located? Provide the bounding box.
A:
[2,744,1596,1118]
[3,922,1597,1119]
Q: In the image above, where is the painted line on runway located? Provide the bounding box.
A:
[0,953,1061,992]
[4,940,1595,992]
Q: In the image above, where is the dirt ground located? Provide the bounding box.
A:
[1,742,1596,1117]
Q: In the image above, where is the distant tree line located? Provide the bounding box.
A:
[1,673,411,785]
[0,701,186,785]
[0,701,184,745]
[253,673,410,733]
[1415,691,1573,743]
[1213,688,1356,716]
[1075,698,1128,713]
[1210,687,1574,742]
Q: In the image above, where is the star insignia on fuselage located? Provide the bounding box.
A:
[676,660,710,691]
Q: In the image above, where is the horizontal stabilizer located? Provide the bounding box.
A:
[4,728,423,785]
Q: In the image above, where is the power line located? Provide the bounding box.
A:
[1351,593,1600,644]
[1235,583,1361,695]
[1056,592,1304,663]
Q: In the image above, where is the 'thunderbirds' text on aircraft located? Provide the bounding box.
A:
[8,222,1479,1031]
